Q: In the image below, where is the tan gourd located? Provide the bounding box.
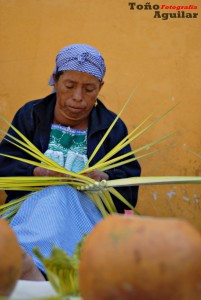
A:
[0,218,22,296]
[79,214,201,300]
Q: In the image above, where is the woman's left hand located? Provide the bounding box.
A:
[84,169,109,182]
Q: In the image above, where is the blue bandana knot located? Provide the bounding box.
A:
[49,44,106,86]
[77,52,89,64]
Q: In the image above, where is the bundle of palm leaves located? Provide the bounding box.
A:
[0,89,200,220]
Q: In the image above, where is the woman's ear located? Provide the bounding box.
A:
[53,73,57,84]
[99,81,104,91]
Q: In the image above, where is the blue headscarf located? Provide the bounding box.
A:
[49,44,106,85]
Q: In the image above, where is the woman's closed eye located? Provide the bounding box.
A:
[85,88,95,93]
[66,85,74,89]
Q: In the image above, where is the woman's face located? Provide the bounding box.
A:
[53,70,103,129]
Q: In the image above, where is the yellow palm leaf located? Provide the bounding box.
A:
[84,85,138,167]
[88,103,178,167]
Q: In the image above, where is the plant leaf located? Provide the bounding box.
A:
[88,104,178,167]
[33,237,86,297]
[106,176,201,187]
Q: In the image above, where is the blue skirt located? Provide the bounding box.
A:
[10,185,103,273]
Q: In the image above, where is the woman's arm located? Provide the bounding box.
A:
[0,103,41,201]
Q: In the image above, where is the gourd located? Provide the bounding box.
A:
[79,214,201,300]
[0,218,22,296]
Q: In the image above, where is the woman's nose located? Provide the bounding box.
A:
[73,87,83,101]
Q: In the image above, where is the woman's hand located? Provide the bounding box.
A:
[33,167,68,177]
[84,169,109,181]
[33,167,108,181]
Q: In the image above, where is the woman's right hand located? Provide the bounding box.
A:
[33,167,68,177]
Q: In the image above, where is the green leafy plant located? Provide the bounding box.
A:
[33,236,86,297]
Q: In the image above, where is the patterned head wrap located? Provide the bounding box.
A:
[49,44,106,85]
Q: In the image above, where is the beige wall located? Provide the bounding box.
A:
[0,1,200,229]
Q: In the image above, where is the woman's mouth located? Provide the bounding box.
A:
[65,105,84,113]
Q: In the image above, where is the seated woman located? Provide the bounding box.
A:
[0,44,141,280]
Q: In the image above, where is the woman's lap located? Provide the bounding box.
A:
[10,185,103,273]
